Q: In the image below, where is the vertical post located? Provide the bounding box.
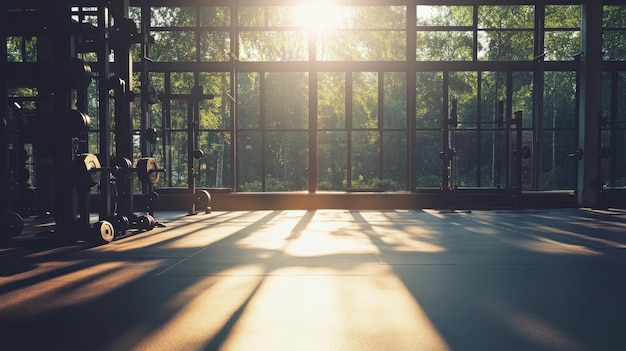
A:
[513,111,523,192]
[0,1,9,212]
[441,71,450,192]
[49,1,78,239]
[577,1,603,207]
[309,70,318,193]
[112,0,135,216]
[98,5,112,220]
[407,4,417,193]
[188,86,200,215]
[230,6,238,192]
[609,72,618,187]
[533,5,545,190]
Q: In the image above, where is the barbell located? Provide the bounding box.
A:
[73,153,165,189]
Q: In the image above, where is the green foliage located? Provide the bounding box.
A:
[543,167,573,190]
[349,177,402,191]
[369,178,402,191]
[239,175,296,192]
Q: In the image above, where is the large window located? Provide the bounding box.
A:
[95,2,626,193]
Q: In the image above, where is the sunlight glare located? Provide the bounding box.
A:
[293,1,340,32]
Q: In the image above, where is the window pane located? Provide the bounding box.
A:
[200,32,230,61]
[352,131,379,188]
[317,31,405,61]
[383,131,406,190]
[451,130,478,187]
[318,72,346,130]
[449,71,478,130]
[478,31,534,61]
[239,31,308,61]
[543,72,577,130]
[238,131,262,191]
[545,5,580,29]
[478,6,534,29]
[512,71,534,128]
[416,6,473,27]
[603,5,626,28]
[169,99,188,130]
[266,131,308,191]
[199,7,230,27]
[166,131,188,187]
[603,31,626,61]
[416,72,443,129]
[353,72,378,129]
[237,72,260,129]
[318,131,347,191]
[266,72,309,129]
[417,31,473,61]
[197,131,232,188]
[384,72,406,129]
[542,131,576,190]
[416,131,442,187]
[170,72,195,94]
[151,7,195,27]
[198,72,231,129]
[151,31,196,61]
[545,31,580,61]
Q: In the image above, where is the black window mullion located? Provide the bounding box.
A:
[260,71,266,191]
[378,71,384,180]
[346,71,353,188]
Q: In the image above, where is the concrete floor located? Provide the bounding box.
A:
[1,209,626,350]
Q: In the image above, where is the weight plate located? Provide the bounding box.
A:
[194,190,211,209]
[93,220,115,244]
[65,58,92,89]
[137,215,154,231]
[147,191,160,207]
[1,211,24,238]
[67,110,91,138]
[137,157,160,185]
[145,127,158,144]
[145,214,156,230]
[111,155,133,180]
[111,214,130,234]
[74,153,101,188]
[192,149,204,160]
[145,83,159,104]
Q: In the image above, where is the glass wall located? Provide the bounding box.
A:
[105,1,626,193]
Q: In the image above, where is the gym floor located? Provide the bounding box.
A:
[1,209,626,350]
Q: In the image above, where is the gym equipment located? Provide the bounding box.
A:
[72,153,165,189]
[144,82,159,105]
[144,127,158,144]
[192,149,204,160]
[0,210,24,238]
[187,85,214,215]
[136,157,164,185]
[136,214,156,231]
[194,190,212,214]
[109,214,130,235]
[67,58,93,89]
[92,220,115,244]
[65,110,91,138]
[74,153,102,189]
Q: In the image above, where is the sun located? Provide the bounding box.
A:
[292,1,340,32]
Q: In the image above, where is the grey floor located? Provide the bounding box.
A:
[2,209,626,350]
